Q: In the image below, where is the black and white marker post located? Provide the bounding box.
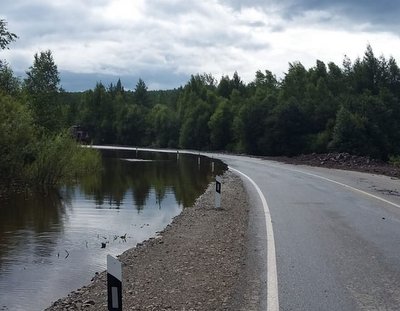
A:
[215,176,221,209]
[107,254,122,311]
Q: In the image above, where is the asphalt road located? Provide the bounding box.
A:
[216,154,400,311]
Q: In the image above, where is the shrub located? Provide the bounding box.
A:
[0,94,35,182]
[28,132,101,186]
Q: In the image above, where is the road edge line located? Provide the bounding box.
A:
[229,166,279,311]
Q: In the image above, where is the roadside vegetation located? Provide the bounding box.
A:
[0,20,100,190]
[1,18,400,191]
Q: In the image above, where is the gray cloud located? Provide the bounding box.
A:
[285,0,398,22]
[3,0,400,91]
[221,0,400,31]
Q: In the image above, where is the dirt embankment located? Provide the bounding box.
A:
[45,171,250,311]
[267,152,400,178]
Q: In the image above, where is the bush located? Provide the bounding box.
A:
[28,132,101,186]
[0,94,35,182]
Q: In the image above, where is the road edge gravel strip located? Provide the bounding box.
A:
[45,170,253,311]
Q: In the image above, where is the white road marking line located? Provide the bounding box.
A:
[249,158,400,209]
[291,169,400,209]
[229,166,279,311]
[222,155,400,209]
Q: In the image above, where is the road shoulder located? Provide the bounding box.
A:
[46,170,252,311]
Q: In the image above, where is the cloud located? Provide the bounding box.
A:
[221,0,400,32]
[2,0,400,90]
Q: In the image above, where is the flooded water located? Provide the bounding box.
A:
[0,149,225,311]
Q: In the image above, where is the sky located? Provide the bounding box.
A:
[1,0,400,91]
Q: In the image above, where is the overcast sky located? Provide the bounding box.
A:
[2,0,400,91]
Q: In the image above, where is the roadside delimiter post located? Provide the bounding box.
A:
[107,255,122,311]
[215,176,221,209]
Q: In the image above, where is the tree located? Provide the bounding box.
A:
[280,62,308,102]
[217,75,232,98]
[24,50,62,131]
[108,78,124,98]
[115,103,147,146]
[179,99,212,149]
[0,61,19,95]
[209,100,233,150]
[0,19,18,50]
[330,106,368,155]
[0,20,19,95]
[134,78,150,107]
[0,94,35,181]
[25,50,60,94]
[149,104,179,147]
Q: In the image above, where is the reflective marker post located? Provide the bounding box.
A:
[107,255,122,311]
[215,176,221,209]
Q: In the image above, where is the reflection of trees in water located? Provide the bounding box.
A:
[78,151,226,211]
[0,190,68,267]
[0,152,226,269]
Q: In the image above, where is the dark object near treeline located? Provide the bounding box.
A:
[70,125,90,144]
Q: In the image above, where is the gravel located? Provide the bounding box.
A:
[45,170,250,311]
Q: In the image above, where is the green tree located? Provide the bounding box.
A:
[149,104,178,147]
[24,50,62,131]
[280,62,308,102]
[0,61,19,95]
[134,78,150,107]
[0,20,19,95]
[330,105,369,155]
[25,50,60,94]
[208,99,233,150]
[179,99,212,149]
[0,19,18,50]
[115,103,147,146]
[0,94,35,182]
[217,75,232,98]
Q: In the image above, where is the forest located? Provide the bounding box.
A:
[57,45,400,160]
[1,18,400,188]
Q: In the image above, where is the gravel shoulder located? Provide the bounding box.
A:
[45,170,252,311]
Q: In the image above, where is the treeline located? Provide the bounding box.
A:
[0,20,100,188]
[2,16,400,165]
[62,44,400,160]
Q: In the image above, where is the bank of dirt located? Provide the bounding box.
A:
[45,170,250,311]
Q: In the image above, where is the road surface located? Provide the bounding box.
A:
[216,154,400,311]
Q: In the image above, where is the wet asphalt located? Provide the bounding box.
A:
[216,154,400,311]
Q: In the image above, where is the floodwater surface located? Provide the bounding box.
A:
[0,150,225,310]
